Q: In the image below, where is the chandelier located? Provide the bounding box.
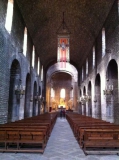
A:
[103,79,113,95]
[34,93,44,102]
[15,79,25,99]
[77,95,91,105]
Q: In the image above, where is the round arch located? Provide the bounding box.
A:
[106,59,118,80]
[106,59,118,123]
[33,81,37,116]
[8,59,21,122]
[82,86,86,115]
[95,73,101,119]
[24,73,31,118]
[88,81,92,116]
[46,62,78,112]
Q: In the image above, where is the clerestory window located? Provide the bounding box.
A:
[23,27,27,56]
[5,0,14,33]
[102,28,106,57]
[60,88,65,98]
[86,59,88,75]
[37,57,40,75]
[93,46,95,68]
[32,46,35,68]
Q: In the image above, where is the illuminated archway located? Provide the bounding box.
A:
[59,88,66,108]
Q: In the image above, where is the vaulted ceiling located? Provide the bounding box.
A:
[16,0,115,70]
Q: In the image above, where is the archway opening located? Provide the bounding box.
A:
[8,59,21,122]
[82,86,86,115]
[88,81,92,117]
[95,73,101,119]
[46,62,78,112]
[106,59,118,123]
[33,81,37,116]
[24,73,31,118]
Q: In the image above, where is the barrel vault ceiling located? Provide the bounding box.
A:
[16,0,115,70]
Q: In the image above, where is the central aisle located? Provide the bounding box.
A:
[44,117,85,159]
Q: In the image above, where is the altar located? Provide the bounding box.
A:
[58,105,65,109]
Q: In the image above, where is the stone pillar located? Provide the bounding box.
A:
[106,95,114,123]
[92,83,95,118]
[73,82,78,111]
[95,87,101,119]
[86,102,88,116]
[113,79,119,124]
[19,97,25,120]
[87,100,92,117]
[82,104,84,115]
[101,72,106,121]
[29,101,33,117]
[36,101,38,115]
[38,101,41,115]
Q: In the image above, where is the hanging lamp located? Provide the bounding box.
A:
[56,12,71,68]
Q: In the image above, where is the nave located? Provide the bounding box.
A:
[0,117,118,160]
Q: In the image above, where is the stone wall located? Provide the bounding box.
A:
[0,1,41,123]
[79,0,119,123]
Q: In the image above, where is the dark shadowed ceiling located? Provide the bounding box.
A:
[16,0,115,70]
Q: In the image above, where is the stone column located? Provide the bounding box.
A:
[86,102,88,116]
[82,104,85,115]
[19,97,25,120]
[35,101,38,115]
[38,101,41,115]
[101,73,106,121]
[73,82,78,111]
[29,101,33,117]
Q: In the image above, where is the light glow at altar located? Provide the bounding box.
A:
[58,105,65,108]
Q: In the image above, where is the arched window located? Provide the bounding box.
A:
[60,88,65,98]
[23,27,27,56]
[41,66,43,81]
[37,57,40,75]
[86,59,88,75]
[102,28,106,57]
[93,46,95,68]
[32,46,35,68]
[5,0,14,33]
[51,88,55,98]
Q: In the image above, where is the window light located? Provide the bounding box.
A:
[41,66,43,81]
[60,88,65,98]
[32,46,35,68]
[5,0,14,33]
[38,57,40,75]
[86,59,88,75]
[102,28,106,57]
[93,46,95,68]
[23,27,27,56]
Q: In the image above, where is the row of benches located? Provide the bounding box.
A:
[66,113,119,155]
[0,112,58,153]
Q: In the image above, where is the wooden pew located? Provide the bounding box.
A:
[0,112,58,153]
[0,130,47,153]
[79,126,119,147]
[83,129,119,155]
[66,112,119,155]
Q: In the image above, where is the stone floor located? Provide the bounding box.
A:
[0,117,119,160]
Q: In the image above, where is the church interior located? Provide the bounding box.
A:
[0,0,119,158]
